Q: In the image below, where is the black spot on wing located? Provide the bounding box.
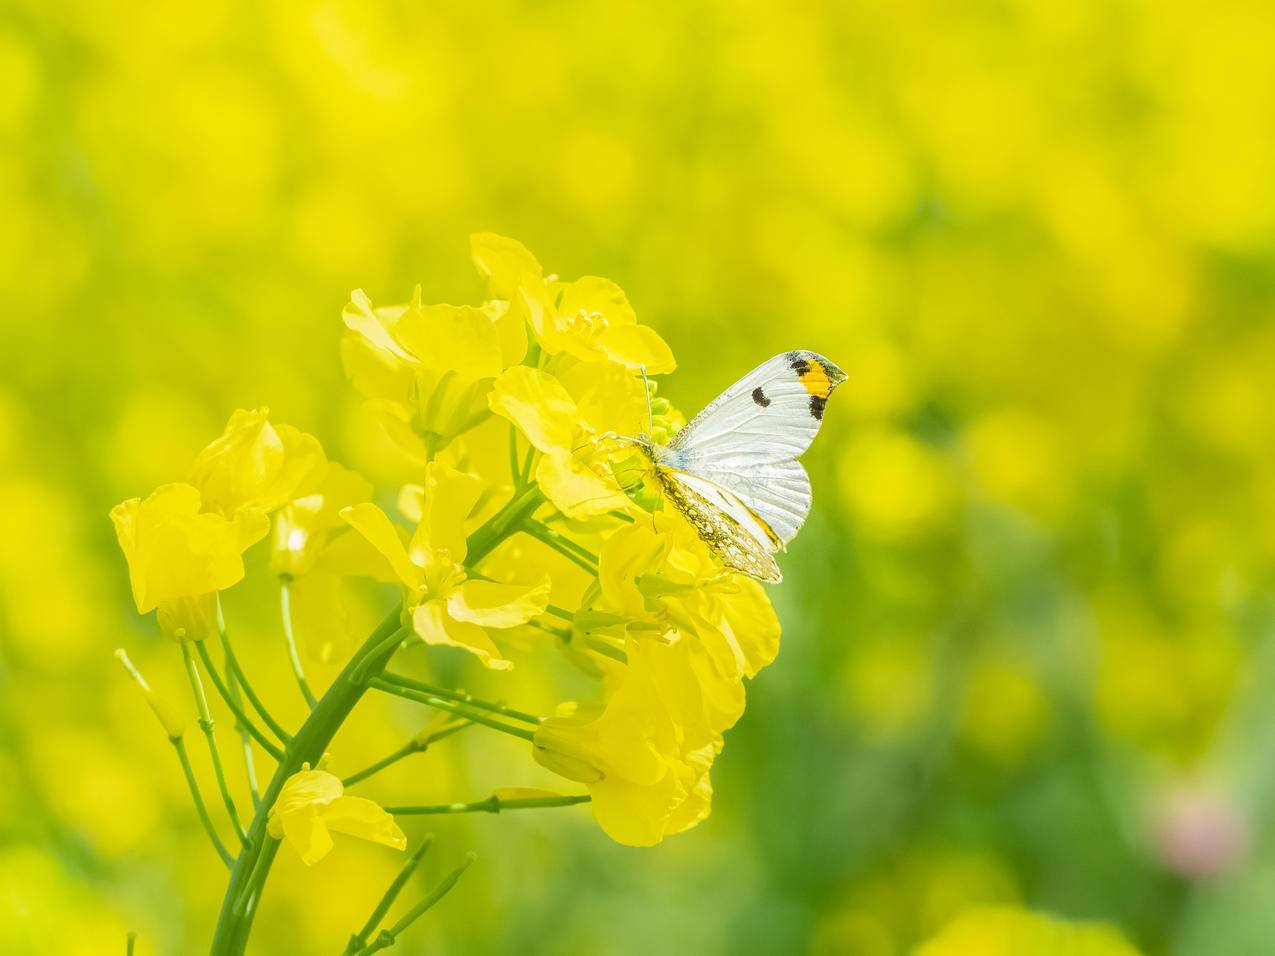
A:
[789,354,811,377]
[810,395,827,420]
[751,386,771,407]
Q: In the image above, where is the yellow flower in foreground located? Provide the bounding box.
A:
[341,287,524,460]
[189,407,324,518]
[533,635,735,846]
[342,462,549,670]
[471,233,675,372]
[489,362,644,518]
[268,764,405,865]
[916,907,1143,956]
[110,483,266,641]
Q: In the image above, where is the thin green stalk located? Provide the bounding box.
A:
[352,853,476,955]
[520,519,598,573]
[386,793,590,815]
[343,720,471,788]
[218,631,291,744]
[225,663,261,807]
[519,444,536,487]
[126,931,136,955]
[279,579,318,709]
[507,425,522,489]
[194,640,285,760]
[343,835,435,956]
[369,678,537,742]
[172,736,233,867]
[544,603,575,623]
[181,643,248,845]
[378,672,542,726]
[210,606,407,954]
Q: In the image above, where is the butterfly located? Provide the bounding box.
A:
[625,350,845,583]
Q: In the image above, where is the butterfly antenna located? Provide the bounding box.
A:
[640,364,654,438]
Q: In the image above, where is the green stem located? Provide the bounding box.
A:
[378,672,542,725]
[219,630,291,744]
[369,678,537,742]
[127,931,137,955]
[520,519,598,573]
[279,579,318,709]
[343,835,435,956]
[172,735,233,867]
[194,640,285,760]
[465,485,544,567]
[352,853,475,955]
[181,643,248,845]
[225,663,261,807]
[343,720,470,789]
[386,793,590,815]
[209,606,406,955]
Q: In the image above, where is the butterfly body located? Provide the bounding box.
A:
[630,350,845,582]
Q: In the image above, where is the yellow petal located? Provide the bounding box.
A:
[556,276,637,327]
[535,452,628,518]
[340,330,414,405]
[411,463,484,565]
[488,366,577,454]
[270,767,343,818]
[597,324,677,375]
[342,289,414,361]
[340,502,420,589]
[484,298,528,367]
[447,577,551,628]
[598,523,668,618]
[413,600,513,671]
[394,302,502,380]
[189,408,325,517]
[280,808,334,865]
[719,578,781,679]
[588,773,683,848]
[110,483,255,613]
[470,233,543,299]
[321,796,407,853]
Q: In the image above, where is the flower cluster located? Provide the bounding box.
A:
[111,234,789,904]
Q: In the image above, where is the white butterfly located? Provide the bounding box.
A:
[630,351,845,582]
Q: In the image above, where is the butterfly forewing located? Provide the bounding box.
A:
[668,351,845,465]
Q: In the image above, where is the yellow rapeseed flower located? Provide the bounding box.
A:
[342,462,549,669]
[110,483,265,641]
[268,764,406,866]
[489,362,645,518]
[189,407,324,518]
[472,233,675,373]
[341,286,523,460]
[533,634,743,846]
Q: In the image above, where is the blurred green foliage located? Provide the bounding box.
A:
[3,1,1275,953]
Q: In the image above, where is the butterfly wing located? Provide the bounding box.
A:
[654,467,783,582]
[662,351,843,546]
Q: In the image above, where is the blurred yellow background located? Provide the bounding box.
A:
[3,1,1275,953]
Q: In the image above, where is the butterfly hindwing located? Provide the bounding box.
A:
[654,468,783,582]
